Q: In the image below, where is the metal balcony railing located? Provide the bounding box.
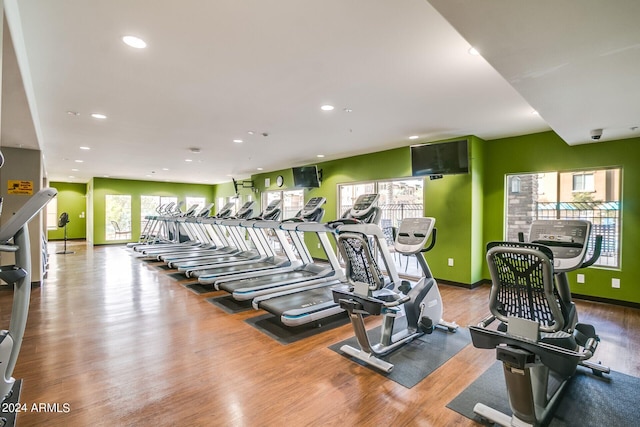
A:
[536,201,620,267]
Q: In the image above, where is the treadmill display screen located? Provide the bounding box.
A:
[351,194,379,216]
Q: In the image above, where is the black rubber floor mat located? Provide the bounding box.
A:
[447,361,639,426]
[329,325,470,388]
[246,313,348,345]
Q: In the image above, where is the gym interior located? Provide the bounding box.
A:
[1,1,640,426]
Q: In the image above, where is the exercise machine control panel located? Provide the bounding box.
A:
[529,219,591,271]
[300,197,326,216]
[216,202,236,218]
[394,217,436,255]
[235,201,256,219]
[349,193,379,217]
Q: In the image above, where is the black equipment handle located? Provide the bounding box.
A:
[420,228,437,253]
[581,235,603,268]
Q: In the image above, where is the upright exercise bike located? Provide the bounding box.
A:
[470,219,610,427]
[332,216,457,373]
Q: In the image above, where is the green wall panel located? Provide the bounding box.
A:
[48,182,87,240]
[92,178,215,245]
[483,131,640,303]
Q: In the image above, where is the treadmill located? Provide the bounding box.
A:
[213,196,336,299]
[193,199,302,281]
[180,200,280,277]
[135,204,208,256]
[252,193,382,326]
[159,202,243,265]
[170,201,264,275]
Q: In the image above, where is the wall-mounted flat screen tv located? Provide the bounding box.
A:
[411,139,469,176]
[292,165,321,188]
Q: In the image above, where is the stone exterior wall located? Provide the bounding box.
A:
[506,174,538,241]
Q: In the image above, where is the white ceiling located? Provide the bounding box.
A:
[3,0,637,185]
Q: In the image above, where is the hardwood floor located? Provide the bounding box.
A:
[2,240,638,426]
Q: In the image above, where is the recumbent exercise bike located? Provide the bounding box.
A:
[470,219,610,427]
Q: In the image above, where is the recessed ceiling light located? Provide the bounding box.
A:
[409,135,419,140]
[468,47,480,56]
[122,36,147,49]
[68,176,75,179]
[317,154,325,158]
[247,131,255,135]
[321,105,334,111]
[80,146,90,150]
[91,113,107,119]
[75,160,84,163]
[185,159,193,162]
[233,139,243,143]
[257,167,264,171]
[71,168,79,172]
[343,108,353,113]
[162,168,169,171]
[67,111,80,116]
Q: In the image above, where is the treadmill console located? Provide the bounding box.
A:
[216,202,236,218]
[264,199,282,213]
[300,197,326,216]
[197,203,215,217]
[236,201,256,219]
[528,220,591,272]
[349,193,380,218]
[394,217,435,255]
[183,204,200,217]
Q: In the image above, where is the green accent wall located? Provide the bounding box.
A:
[48,182,87,240]
[483,131,640,303]
[51,129,640,305]
[91,178,215,245]
[250,140,481,283]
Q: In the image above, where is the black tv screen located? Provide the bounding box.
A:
[411,139,469,176]
[292,166,321,188]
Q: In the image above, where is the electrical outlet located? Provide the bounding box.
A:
[612,278,620,289]
[577,274,585,284]
[447,258,454,267]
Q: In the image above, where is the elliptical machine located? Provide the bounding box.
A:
[470,219,610,427]
[0,149,57,426]
[332,216,457,373]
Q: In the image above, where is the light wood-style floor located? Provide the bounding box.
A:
[3,240,639,426]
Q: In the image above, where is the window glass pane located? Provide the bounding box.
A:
[47,197,58,230]
[141,195,160,233]
[106,194,132,240]
[283,190,304,219]
[506,168,621,268]
[160,196,178,214]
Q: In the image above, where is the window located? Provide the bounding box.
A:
[106,194,132,240]
[573,172,595,192]
[262,189,304,219]
[337,179,423,226]
[338,178,424,278]
[47,196,58,230]
[505,168,621,268]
